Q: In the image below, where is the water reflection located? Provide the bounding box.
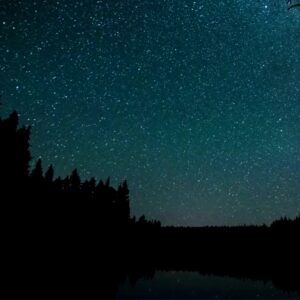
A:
[117,271,299,299]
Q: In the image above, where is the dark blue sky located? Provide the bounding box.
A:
[1,0,300,226]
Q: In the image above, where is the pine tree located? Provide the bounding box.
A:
[30,158,43,181]
[70,168,81,192]
[45,165,54,183]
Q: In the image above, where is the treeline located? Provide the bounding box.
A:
[270,215,300,229]
[0,110,160,229]
[0,109,162,298]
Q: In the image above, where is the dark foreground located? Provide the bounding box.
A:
[1,218,299,299]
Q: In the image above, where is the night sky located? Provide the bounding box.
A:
[1,0,300,226]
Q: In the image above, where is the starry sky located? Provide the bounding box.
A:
[1,0,300,226]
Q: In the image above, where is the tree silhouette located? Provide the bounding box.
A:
[45,165,54,183]
[70,168,81,193]
[30,158,43,181]
[0,111,31,189]
[117,180,130,224]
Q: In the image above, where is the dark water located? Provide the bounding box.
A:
[117,271,300,299]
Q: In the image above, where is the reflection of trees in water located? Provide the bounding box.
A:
[119,271,299,299]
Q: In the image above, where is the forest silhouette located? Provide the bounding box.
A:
[0,110,299,298]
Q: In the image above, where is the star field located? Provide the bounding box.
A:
[1,0,300,226]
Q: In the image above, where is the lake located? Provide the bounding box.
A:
[117,271,300,299]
